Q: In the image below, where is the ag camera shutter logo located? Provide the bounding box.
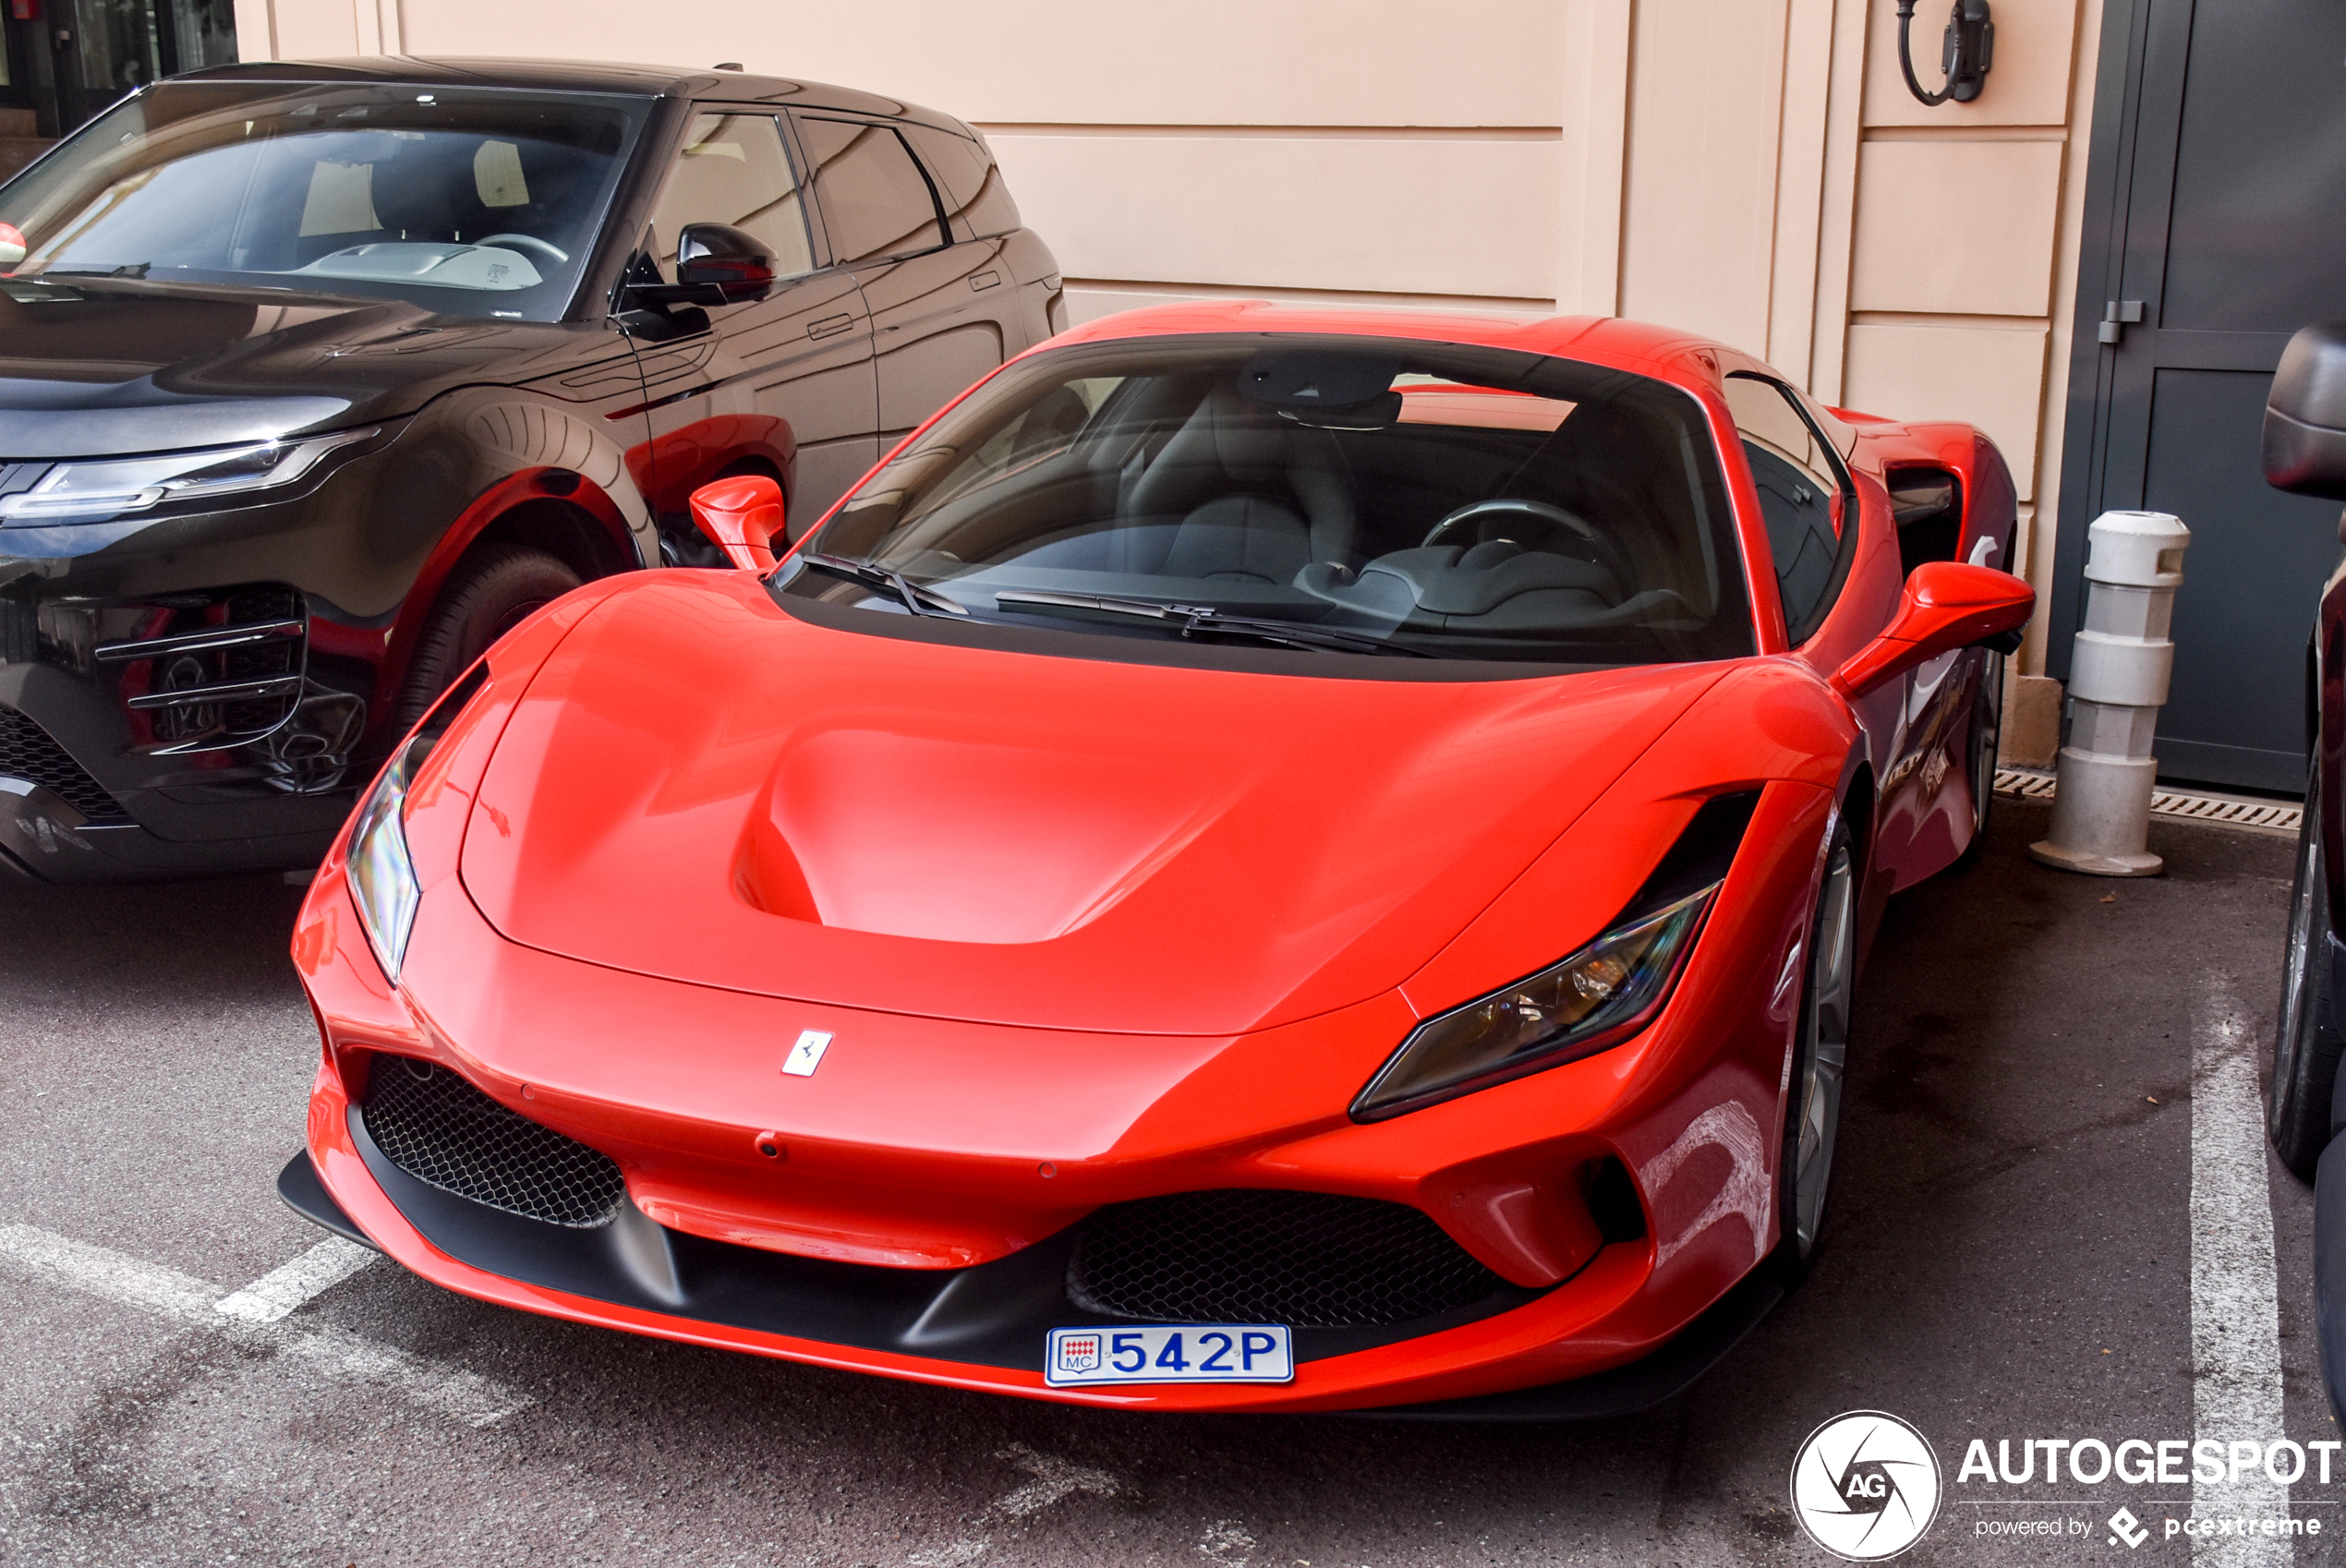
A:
[1790,1410,1942,1560]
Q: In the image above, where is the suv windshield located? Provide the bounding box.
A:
[788,333,1755,669]
[0,81,649,321]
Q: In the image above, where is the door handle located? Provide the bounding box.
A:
[2098,298,2144,345]
[970,271,1002,292]
[807,313,854,340]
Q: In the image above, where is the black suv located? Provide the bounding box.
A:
[0,57,1061,881]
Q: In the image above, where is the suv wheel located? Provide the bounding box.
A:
[392,543,582,733]
[2272,757,2342,1179]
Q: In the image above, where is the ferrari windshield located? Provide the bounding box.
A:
[787,334,1756,668]
[0,81,648,320]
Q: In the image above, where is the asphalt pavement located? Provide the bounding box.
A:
[0,795,2325,1567]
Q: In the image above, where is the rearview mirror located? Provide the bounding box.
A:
[625,223,779,308]
[2265,322,2346,499]
[688,474,785,572]
[1832,561,2035,700]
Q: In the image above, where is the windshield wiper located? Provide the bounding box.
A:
[994,589,1439,657]
[794,551,968,619]
[37,263,150,279]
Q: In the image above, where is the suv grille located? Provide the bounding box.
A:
[0,706,127,821]
[362,1057,625,1228]
[1068,1189,1508,1328]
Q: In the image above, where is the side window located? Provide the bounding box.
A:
[795,116,947,264]
[646,113,816,282]
[898,123,1022,240]
[1724,372,1851,641]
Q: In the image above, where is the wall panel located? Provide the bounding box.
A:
[988,134,1559,302]
[1849,140,2063,316]
[1618,0,1792,359]
[386,0,1568,128]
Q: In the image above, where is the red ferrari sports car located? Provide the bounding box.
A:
[279,302,2033,1414]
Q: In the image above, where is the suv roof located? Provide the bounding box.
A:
[171,56,972,134]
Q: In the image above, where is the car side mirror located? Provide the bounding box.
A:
[2265,322,2346,499]
[624,223,779,308]
[688,474,785,572]
[1831,561,2035,700]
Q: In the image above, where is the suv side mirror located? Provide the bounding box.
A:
[2265,322,2346,498]
[1832,561,2035,700]
[688,474,785,571]
[625,223,779,308]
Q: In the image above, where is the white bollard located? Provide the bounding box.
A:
[2028,510,2191,876]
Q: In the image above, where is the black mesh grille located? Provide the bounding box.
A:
[362,1057,625,1228]
[0,706,127,821]
[1068,1189,1508,1328]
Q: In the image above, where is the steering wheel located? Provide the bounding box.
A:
[474,233,569,264]
[1421,498,1635,593]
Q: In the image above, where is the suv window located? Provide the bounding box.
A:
[0,81,647,321]
[645,112,815,282]
[795,116,946,264]
[899,123,1021,240]
[1724,371,1852,641]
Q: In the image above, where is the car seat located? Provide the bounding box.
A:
[1119,383,1358,583]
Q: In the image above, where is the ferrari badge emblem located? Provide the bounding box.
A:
[1055,1333,1102,1374]
[781,1030,833,1078]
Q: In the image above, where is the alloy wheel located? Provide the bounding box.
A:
[1792,830,1857,1257]
[1970,652,2003,841]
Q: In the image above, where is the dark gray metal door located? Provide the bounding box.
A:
[2052,0,2346,792]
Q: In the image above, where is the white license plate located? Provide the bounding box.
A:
[1045,1324,1294,1386]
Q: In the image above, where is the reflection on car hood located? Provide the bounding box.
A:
[458,573,1731,1036]
[0,277,614,455]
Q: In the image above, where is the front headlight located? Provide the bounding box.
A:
[346,665,487,983]
[1350,885,1718,1122]
[347,745,423,983]
[0,427,377,524]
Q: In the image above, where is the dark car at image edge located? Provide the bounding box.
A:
[0,55,1061,882]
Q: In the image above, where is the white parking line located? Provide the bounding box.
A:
[0,1224,529,1428]
[2191,986,2292,1566]
[214,1236,377,1323]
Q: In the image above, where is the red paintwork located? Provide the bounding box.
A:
[294,302,2034,1411]
[620,414,793,519]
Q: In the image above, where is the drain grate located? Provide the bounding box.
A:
[1994,767,2301,837]
[1994,767,2059,802]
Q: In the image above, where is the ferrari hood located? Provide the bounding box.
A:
[459,575,1729,1035]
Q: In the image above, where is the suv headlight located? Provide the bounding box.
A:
[1351,886,1718,1122]
[0,427,377,524]
[347,665,486,983]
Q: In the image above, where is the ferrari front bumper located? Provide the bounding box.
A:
[292,771,1836,1413]
[277,1142,1782,1419]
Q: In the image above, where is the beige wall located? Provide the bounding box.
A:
[235,0,2100,689]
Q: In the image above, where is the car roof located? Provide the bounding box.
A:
[166,56,974,135]
[1047,300,1733,393]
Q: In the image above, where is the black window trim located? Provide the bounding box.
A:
[1725,369,1860,647]
[785,109,956,268]
[675,102,838,273]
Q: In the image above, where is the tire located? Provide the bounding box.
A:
[391,543,582,734]
[1782,814,1859,1270]
[2271,757,2342,1180]
[1953,649,2003,870]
